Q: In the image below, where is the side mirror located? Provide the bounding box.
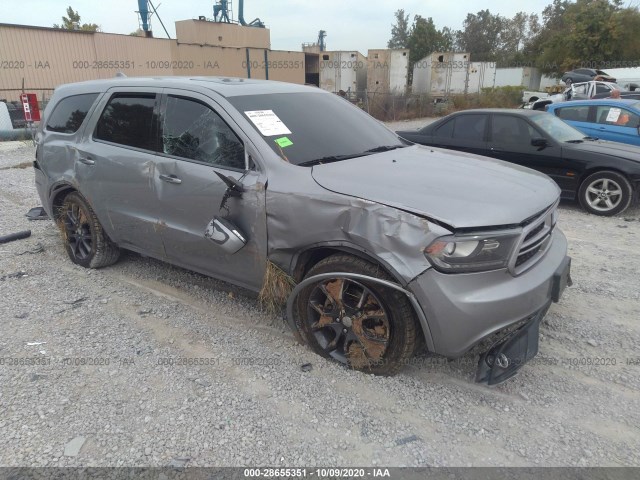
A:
[531,137,548,148]
[204,216,247,254]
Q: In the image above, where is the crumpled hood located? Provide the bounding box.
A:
[311,145,560,229]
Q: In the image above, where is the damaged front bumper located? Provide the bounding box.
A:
[476,255,572,385]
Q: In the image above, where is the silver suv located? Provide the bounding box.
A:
[34,77,571,383]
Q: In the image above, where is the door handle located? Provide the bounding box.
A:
[159,174,182,185]
[490,148,505,153]
[78,156,95,165]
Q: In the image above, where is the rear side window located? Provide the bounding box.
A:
[161,96,245,170]
[453,114,487,141]
[595,106,640,127]
[555,106,590,122]
[46,93,98,134]
[94,94,156,150]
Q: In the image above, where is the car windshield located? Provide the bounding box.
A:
[227,92,406,166]
[531,113,587,142]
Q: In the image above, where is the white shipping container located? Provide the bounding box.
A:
[412,53,494,96]
[493,67,544,90]
[319,51,367,94]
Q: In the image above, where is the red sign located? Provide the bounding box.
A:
[20,93,41,122]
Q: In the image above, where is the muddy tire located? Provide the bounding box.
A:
[578,171,633,216]
[294,254,419,376]
[58,192,120,268]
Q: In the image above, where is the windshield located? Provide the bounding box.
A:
[531,113,587,142]
[227,92,405,166]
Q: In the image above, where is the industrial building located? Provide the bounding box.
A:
[0,6,306,102]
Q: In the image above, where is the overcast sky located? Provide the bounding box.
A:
[4,0,552,53]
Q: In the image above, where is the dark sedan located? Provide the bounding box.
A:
[562,68,616,85]
[397,109,640,216]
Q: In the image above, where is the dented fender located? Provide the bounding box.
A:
[265,185,451,285]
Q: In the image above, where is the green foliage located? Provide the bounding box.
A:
[388,9,410,49]
[534,0,640,75]
[53,6,99,32]
[407,16,450,65]
[388,0,640,78]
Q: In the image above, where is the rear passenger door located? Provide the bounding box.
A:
[80,87,166,257]
[152,89,268,291]
[593,105,640,146]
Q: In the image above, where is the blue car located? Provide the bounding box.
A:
[547,99,640,146]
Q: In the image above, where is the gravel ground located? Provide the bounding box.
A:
[1,138,639,468]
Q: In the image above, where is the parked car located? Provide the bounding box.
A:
[562,68,616,85]
[547,99,640,146]
[529,81,621,110]
[397,109,640,216]
[35,77,571,383]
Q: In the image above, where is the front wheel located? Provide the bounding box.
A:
[293,254,419,375]
[578,171,633,216]
[58,192,120,268]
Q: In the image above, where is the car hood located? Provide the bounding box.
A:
[310,145,560,229]
[564,139,640,161]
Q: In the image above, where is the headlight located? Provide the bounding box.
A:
[424,232,520,273]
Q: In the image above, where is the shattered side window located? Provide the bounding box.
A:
[162,96,245,170]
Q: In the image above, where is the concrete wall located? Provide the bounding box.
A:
[0,22,304,102]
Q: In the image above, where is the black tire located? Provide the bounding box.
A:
[293,254,419,375]
[58,192,120,268]
[578,171,633,216]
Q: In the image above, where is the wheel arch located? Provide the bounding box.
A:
[576,167,634,196]
[49,183,79,221]
[289,243,435,352]
[290,243,408,286]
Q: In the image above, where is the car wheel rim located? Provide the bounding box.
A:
[585,178,623,212]
[306,278,391,368]
[63,203,93,261]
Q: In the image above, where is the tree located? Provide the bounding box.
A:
[529,0,640,76]
[388,9,410,49]
[407,16,447,64]
[53,6,99,31]
[455,10,505,61]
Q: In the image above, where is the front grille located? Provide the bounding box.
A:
[510,203,557,275]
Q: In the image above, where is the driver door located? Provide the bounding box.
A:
[153,90,268,291]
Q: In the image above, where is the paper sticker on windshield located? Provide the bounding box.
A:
[244,110,292,136]
[606,108,622,123]
[275,137,293,148]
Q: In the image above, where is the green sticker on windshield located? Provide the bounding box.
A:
[275,136,293,148]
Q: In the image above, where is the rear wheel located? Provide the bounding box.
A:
[294,254,419,375]
[578,171,633,216]
[58,192,120,268]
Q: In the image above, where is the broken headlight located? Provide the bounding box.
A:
[424,232,520,273]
